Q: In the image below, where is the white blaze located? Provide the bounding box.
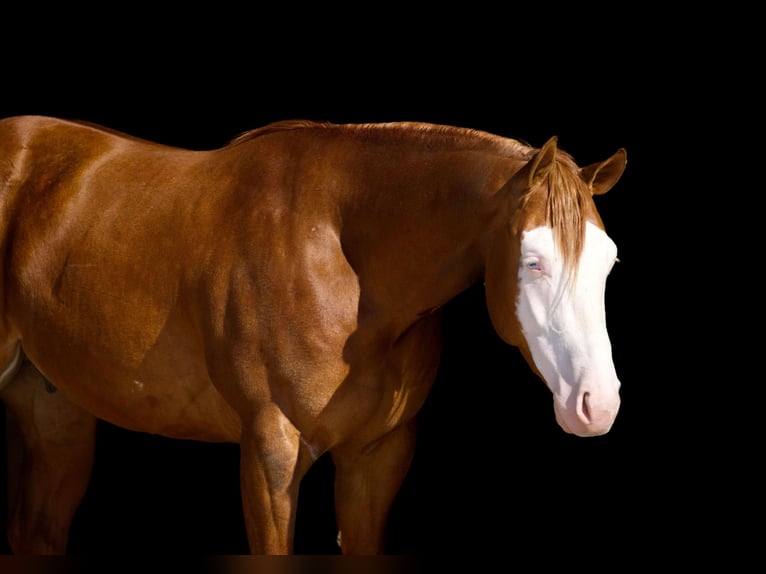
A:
[517,222,620,436]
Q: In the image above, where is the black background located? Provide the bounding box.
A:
[0,6,742,565]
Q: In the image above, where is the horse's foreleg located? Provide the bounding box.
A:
[239,407,311,555]
[3,361,97,554]
[331,419,417,554]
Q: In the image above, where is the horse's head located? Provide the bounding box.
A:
[483,137,627,437]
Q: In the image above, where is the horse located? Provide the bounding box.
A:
[0,115,626,554]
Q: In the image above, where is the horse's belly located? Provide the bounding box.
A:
[17,309,242,443]
[31,349,240,442]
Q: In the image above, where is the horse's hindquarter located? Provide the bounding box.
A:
[0,117,246,441]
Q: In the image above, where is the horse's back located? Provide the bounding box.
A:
[0,114,171,153]
[0,115,211,324]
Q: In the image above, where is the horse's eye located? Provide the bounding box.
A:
[526,261,541,271]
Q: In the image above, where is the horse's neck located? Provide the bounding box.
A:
[338,158,513,326]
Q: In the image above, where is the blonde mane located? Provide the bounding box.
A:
[527,150,590,280]
[227,119,532,158]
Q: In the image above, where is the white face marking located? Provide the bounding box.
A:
[517,222,621,436]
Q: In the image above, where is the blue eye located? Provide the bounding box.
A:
[526,261,541,271]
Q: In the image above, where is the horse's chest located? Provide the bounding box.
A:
[280,314,443,448]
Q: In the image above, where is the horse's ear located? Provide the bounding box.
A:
[490,136,559,209]
[580,148,627,195]
[527,136,558,189]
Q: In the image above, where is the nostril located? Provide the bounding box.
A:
[556,389,619,437]
[580,392,592,423]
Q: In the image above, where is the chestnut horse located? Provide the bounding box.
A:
[0,116,626,554]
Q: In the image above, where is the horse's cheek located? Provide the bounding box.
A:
[484,242,524,347]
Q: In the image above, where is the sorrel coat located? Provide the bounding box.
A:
[0,116,626,553]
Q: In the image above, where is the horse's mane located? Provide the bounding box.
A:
[226,120,533,159]
[227,120,329,145]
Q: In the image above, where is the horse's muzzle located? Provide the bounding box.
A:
[554,388,621,437]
